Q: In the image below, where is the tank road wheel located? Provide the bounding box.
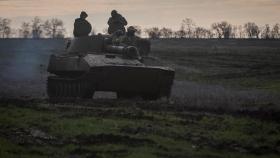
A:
[47,76,94,101]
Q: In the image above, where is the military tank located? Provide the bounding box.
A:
[47,35,174,100]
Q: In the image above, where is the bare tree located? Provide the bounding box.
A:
[211,21,232,39]
[174,26,186,38]
[44,18,65,38]
[194,27,210,38]
[181,18,196,38]
[237,25,245,38]
[160,27,173,38]
[0,18,12,38]
[230,25,238,38]
[31,17,43,38]
[4,26,11,38]
[271,23,280,39]
[211,23,222,38]
[144,27,161,39]
[10,28,17,38]
[261,24,271,39]
[244,22,260,38]
[194,27,214,39]
[205,29,214,38]
[19,22,31,38]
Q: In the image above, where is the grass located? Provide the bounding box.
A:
[1,38,280,157]
[0,101,280,158]
[148,39,280,111]
[151,39,280,93]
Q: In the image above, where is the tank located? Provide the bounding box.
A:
[47,35,175,100]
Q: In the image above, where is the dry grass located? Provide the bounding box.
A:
[151,39,280,111]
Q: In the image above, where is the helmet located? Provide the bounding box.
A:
[80,11,88,18]
[111,10,118,16]
[127,26,137,33]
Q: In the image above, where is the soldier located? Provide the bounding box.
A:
[120,26,138,46]
[121,26,151,56]
[112,30,125,45]
[73,11,92,37]
[107,10,127,35]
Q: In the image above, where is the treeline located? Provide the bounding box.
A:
[142,18,280,39]
[0,17,66,38]
[0,16,279,39]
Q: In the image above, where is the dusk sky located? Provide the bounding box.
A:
[0,0,279,37]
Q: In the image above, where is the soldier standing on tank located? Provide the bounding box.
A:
[73,11,92,37]
[107,10,127,35]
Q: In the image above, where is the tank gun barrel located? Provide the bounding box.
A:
[105,45,126,54]
[105,45,141,60]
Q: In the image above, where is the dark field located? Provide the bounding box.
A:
[152,39,280,110]
[0,38,280,158]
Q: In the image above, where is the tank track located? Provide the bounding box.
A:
[116,84,172,100]
[47,76,94,101]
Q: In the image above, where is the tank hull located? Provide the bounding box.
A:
[89,65,173,94]
[47,64,174,100]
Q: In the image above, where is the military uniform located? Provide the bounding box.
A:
[120,26,138,46]
[108,10,127,35]
[111,30,124,45]
[73,11,92,37]
[120,35,138,46]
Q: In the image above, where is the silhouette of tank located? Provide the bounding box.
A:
[47,35,174,100]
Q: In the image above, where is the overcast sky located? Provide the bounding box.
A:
[0,0,279,36]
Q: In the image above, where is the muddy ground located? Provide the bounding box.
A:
[0,99,280,158]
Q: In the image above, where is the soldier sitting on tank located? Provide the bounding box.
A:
[111,30,125,46]
[73,11,92,37]
[107,10,127,35]
[120,26,139,46]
